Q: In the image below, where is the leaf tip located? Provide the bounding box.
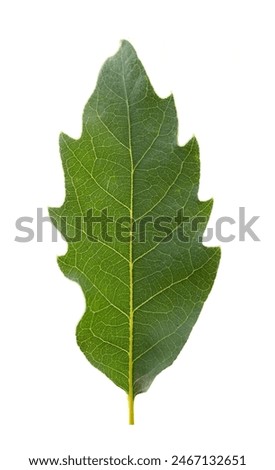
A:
[191,134,199,149]
[119,39,138,58]
[120,38,134,49]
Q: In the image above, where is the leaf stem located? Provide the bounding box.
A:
[128,392,135,425]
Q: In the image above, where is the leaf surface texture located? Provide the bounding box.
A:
[49,41,221,408]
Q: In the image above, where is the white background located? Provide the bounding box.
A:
[0,0,274,468]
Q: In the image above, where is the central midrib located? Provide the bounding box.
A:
[121,55,134,425]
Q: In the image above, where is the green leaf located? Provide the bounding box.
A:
[49,40,221,424]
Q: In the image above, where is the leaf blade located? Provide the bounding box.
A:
[49,40,221,420]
